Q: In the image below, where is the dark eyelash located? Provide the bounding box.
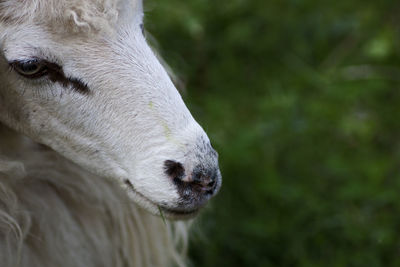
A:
[45,61,90,94]
[65,77,89,94]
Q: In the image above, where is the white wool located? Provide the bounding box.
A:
[0,0,123,34]
[0,126,188,267]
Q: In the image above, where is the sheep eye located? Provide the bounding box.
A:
[11,60,48,79]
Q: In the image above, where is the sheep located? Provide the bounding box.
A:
[0,0,221,266]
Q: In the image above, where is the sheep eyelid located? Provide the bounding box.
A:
[140,23,145,36]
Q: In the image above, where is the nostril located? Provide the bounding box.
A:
[192,166,218,191]
[164,160,185,179]
[204,177,218,192]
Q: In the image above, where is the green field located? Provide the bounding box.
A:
[147,1,400,266]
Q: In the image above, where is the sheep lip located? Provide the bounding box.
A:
[161,207,200,219]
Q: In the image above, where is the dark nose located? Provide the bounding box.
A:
[164,160,219,195]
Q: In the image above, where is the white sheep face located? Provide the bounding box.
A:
[0,0,221,219]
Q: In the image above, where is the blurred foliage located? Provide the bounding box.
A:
[146,0,400,266]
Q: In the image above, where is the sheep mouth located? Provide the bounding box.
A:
[123,179,200,220]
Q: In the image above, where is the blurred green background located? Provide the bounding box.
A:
[146,0,400,266]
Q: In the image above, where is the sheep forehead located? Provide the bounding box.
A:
[0,0,141,34]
